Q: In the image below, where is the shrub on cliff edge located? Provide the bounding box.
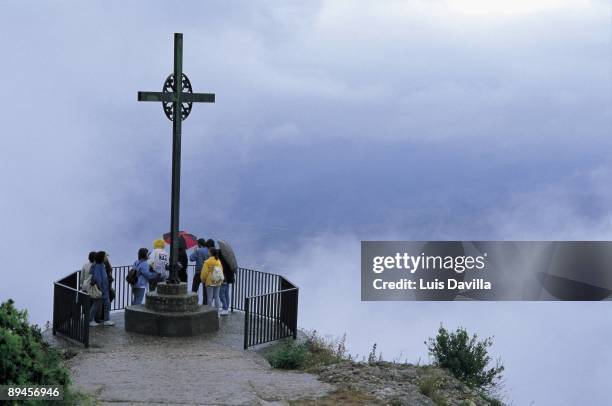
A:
[426,325,504,393]
[0,299,92,405]
[0,299,70,386]
[266,330,349,370]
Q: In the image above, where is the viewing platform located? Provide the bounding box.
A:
[46,310,332,405]
[53,266,299,349]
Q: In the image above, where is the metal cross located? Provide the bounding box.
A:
[138,33,215,283]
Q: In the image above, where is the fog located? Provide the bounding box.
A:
[0,1,610,405]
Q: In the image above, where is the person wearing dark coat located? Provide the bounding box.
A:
[218,247,235,315]
[177,235,189,283]
[95,253,115,322]
[90,251,114,326]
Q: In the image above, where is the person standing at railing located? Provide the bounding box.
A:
[80,251,96,290]
[93,252,115,323]
[104,253,115,300]
[201,248,224,310]
[100,253,115,320]
[90,251,115,326]
[218,248,234,316]
[132,248,159,305]
[190,238,210,305]
[177,235,189,283]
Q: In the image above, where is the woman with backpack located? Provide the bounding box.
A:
[132,248,158,305]
[201,248,224,309]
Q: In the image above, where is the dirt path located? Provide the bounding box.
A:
[47,311,333,405]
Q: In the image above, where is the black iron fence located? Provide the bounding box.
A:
[231,268,299,349]
[53,264,298,350]
[53,272,90,347]
[110,265,133,311]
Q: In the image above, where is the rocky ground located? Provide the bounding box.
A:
[303,361,496,406]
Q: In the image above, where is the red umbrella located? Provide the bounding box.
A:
[163,231,198,249]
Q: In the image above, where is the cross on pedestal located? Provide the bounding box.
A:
[138,33,215,283]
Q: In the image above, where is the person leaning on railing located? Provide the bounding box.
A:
[132,248,160,305]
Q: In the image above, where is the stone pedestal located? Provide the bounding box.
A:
[125,282,218,336]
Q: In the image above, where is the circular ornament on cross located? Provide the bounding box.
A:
[162,73,193,121]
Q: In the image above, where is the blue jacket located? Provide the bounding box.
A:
[189,247,210,273]
[91,263,109,299]
[134,259,157,289]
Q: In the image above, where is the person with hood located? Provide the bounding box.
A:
[90,251,114,326]
[190,238,210,304]
[218,247,235,315]
[149,239,169,290]
[132,248,159,305]
[201,248,224,309]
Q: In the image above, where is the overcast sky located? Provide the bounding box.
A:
[0,1,610,405]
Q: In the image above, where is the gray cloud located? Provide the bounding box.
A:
[0,1,610,404]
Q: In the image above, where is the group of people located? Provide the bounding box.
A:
[80,237,235,327]
[191,238,235,315]
[80,250,116,327]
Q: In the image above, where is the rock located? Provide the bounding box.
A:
[310,360,500,406]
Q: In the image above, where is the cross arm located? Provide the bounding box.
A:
[186,93,215,103]
[138,91,173,102]
[138,91,215,103]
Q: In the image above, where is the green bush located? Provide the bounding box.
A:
[0,299,93,405]
[266,331,350,370]
[0,299,70,386]
[266,342,308,369]
[426,325,504,393]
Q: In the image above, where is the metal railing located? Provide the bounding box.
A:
[53,272,91,347]
[231,268,299,349]
[110,265,133,311]
[53,264,298,350]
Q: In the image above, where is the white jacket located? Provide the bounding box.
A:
[149,248,170,280]
[80,261,93,289]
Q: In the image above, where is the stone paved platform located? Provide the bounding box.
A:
[46,311,333,405]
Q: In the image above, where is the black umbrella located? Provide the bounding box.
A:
[218,239,238,273]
